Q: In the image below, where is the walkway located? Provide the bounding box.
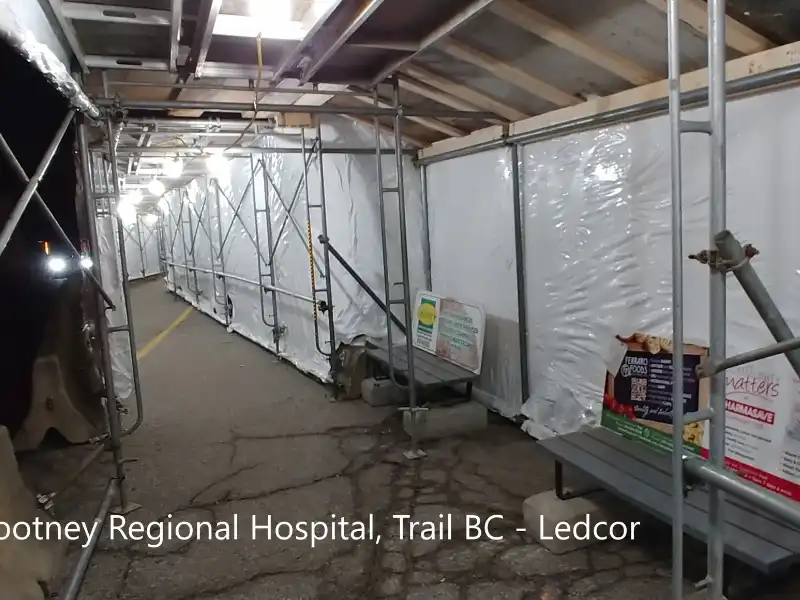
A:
[40,279,799,599]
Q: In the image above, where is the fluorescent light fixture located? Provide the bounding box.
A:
[79,256,93,269]
[117,200,137,226]
[125,189,144,205]
[206,153,230,177]
[143,213,159,226]
[164,158,184,179]
[47,256,68,273]
[213,14,306,39]
[213,0,338,39]
[147,179,166,197]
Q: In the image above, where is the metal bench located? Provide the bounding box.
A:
[539,427,800,574]
[365,341,478,395]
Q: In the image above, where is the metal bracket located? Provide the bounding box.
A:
[273,324,287,342]
[689,244,759,273]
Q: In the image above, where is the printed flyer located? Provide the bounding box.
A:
[602,333,800,502]
[411,291,485,374]
[601,332,709,455]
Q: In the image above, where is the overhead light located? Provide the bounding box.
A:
[164,158,184,179]
[79,256,93,270]
[117,200,137,226]
[250,0,291,27]
[125,190,144,205]
[147,179,166,197]
[143,213,159,226]
[47,256,68,274]
[206,153,230,177]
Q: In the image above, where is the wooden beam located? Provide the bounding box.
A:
[490,0,659,86]
[642,0,773,55]
[404,65,528,122]
[397,75,484,114]
[439,39,581,107]
[420,40,800,160]
[351,94,467,138]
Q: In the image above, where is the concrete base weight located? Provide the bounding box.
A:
[0,427,66,595]
[403,401,487,441]
[361,378,405,407]
[523,490,611,554]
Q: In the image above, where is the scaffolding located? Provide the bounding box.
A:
[667,1,800,599]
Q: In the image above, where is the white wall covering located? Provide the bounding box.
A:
[427,149,522,417]
[92,159,134,402]
[520,85,800,439]
[122,215,163,280]
[163,117,424,381]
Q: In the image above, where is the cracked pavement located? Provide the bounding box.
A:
[20,280,800,599]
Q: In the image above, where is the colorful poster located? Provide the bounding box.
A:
[602,333,800,502]
[703,362,800,501]
[413,293,440,354]
[602,332,709,455]
[411,291,485,374]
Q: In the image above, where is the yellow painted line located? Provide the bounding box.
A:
[136,306,194,360]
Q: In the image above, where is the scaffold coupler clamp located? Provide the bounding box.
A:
[318,234,329,245]
[318,300,330,314]
[681,455,700,497]
[689,244,759,273]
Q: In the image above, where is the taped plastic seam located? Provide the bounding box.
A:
[92,158,134,401]
[0,0,98,117]
[427,148,522,418]
[162,117,425,381]
[520,84,800,439]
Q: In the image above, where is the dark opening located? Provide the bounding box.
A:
[0,40,79,434]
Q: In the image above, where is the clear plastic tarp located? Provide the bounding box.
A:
[520,85,800,439]
[0,0,98,117]
[162,117,425,380]
[91,156,134,401]
[122,213,163,280]
[427,149,522,417]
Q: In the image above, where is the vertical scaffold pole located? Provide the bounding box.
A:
[707,0,728,596]
[666,0,685,597]
[391,78,421,458]
[315,121,338,378]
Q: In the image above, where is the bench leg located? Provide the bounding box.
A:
[554,461,602,501]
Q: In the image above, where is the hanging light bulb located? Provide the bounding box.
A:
[117,200,137,226]
[143,213,159,226]
[147,179,166,197]
[205,152,230,177]
[164,157,184,179]
[125,189,144,205]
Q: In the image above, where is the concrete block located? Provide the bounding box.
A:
[14,355,104,452]
[361,378,405,407]
[0,427,66,592]
[403,401,487,441]
[522,490,610,554]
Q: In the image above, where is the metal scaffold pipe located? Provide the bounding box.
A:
[94,97,500,120]
[666,0,686,597]
[706,1,728,596]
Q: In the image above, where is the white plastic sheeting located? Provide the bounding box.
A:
[91,157,134,402]
[0,0,98,116]
[162,117,425,381]
[122,214,163,280]
[427,149,522,417]
[520,85,800,439]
